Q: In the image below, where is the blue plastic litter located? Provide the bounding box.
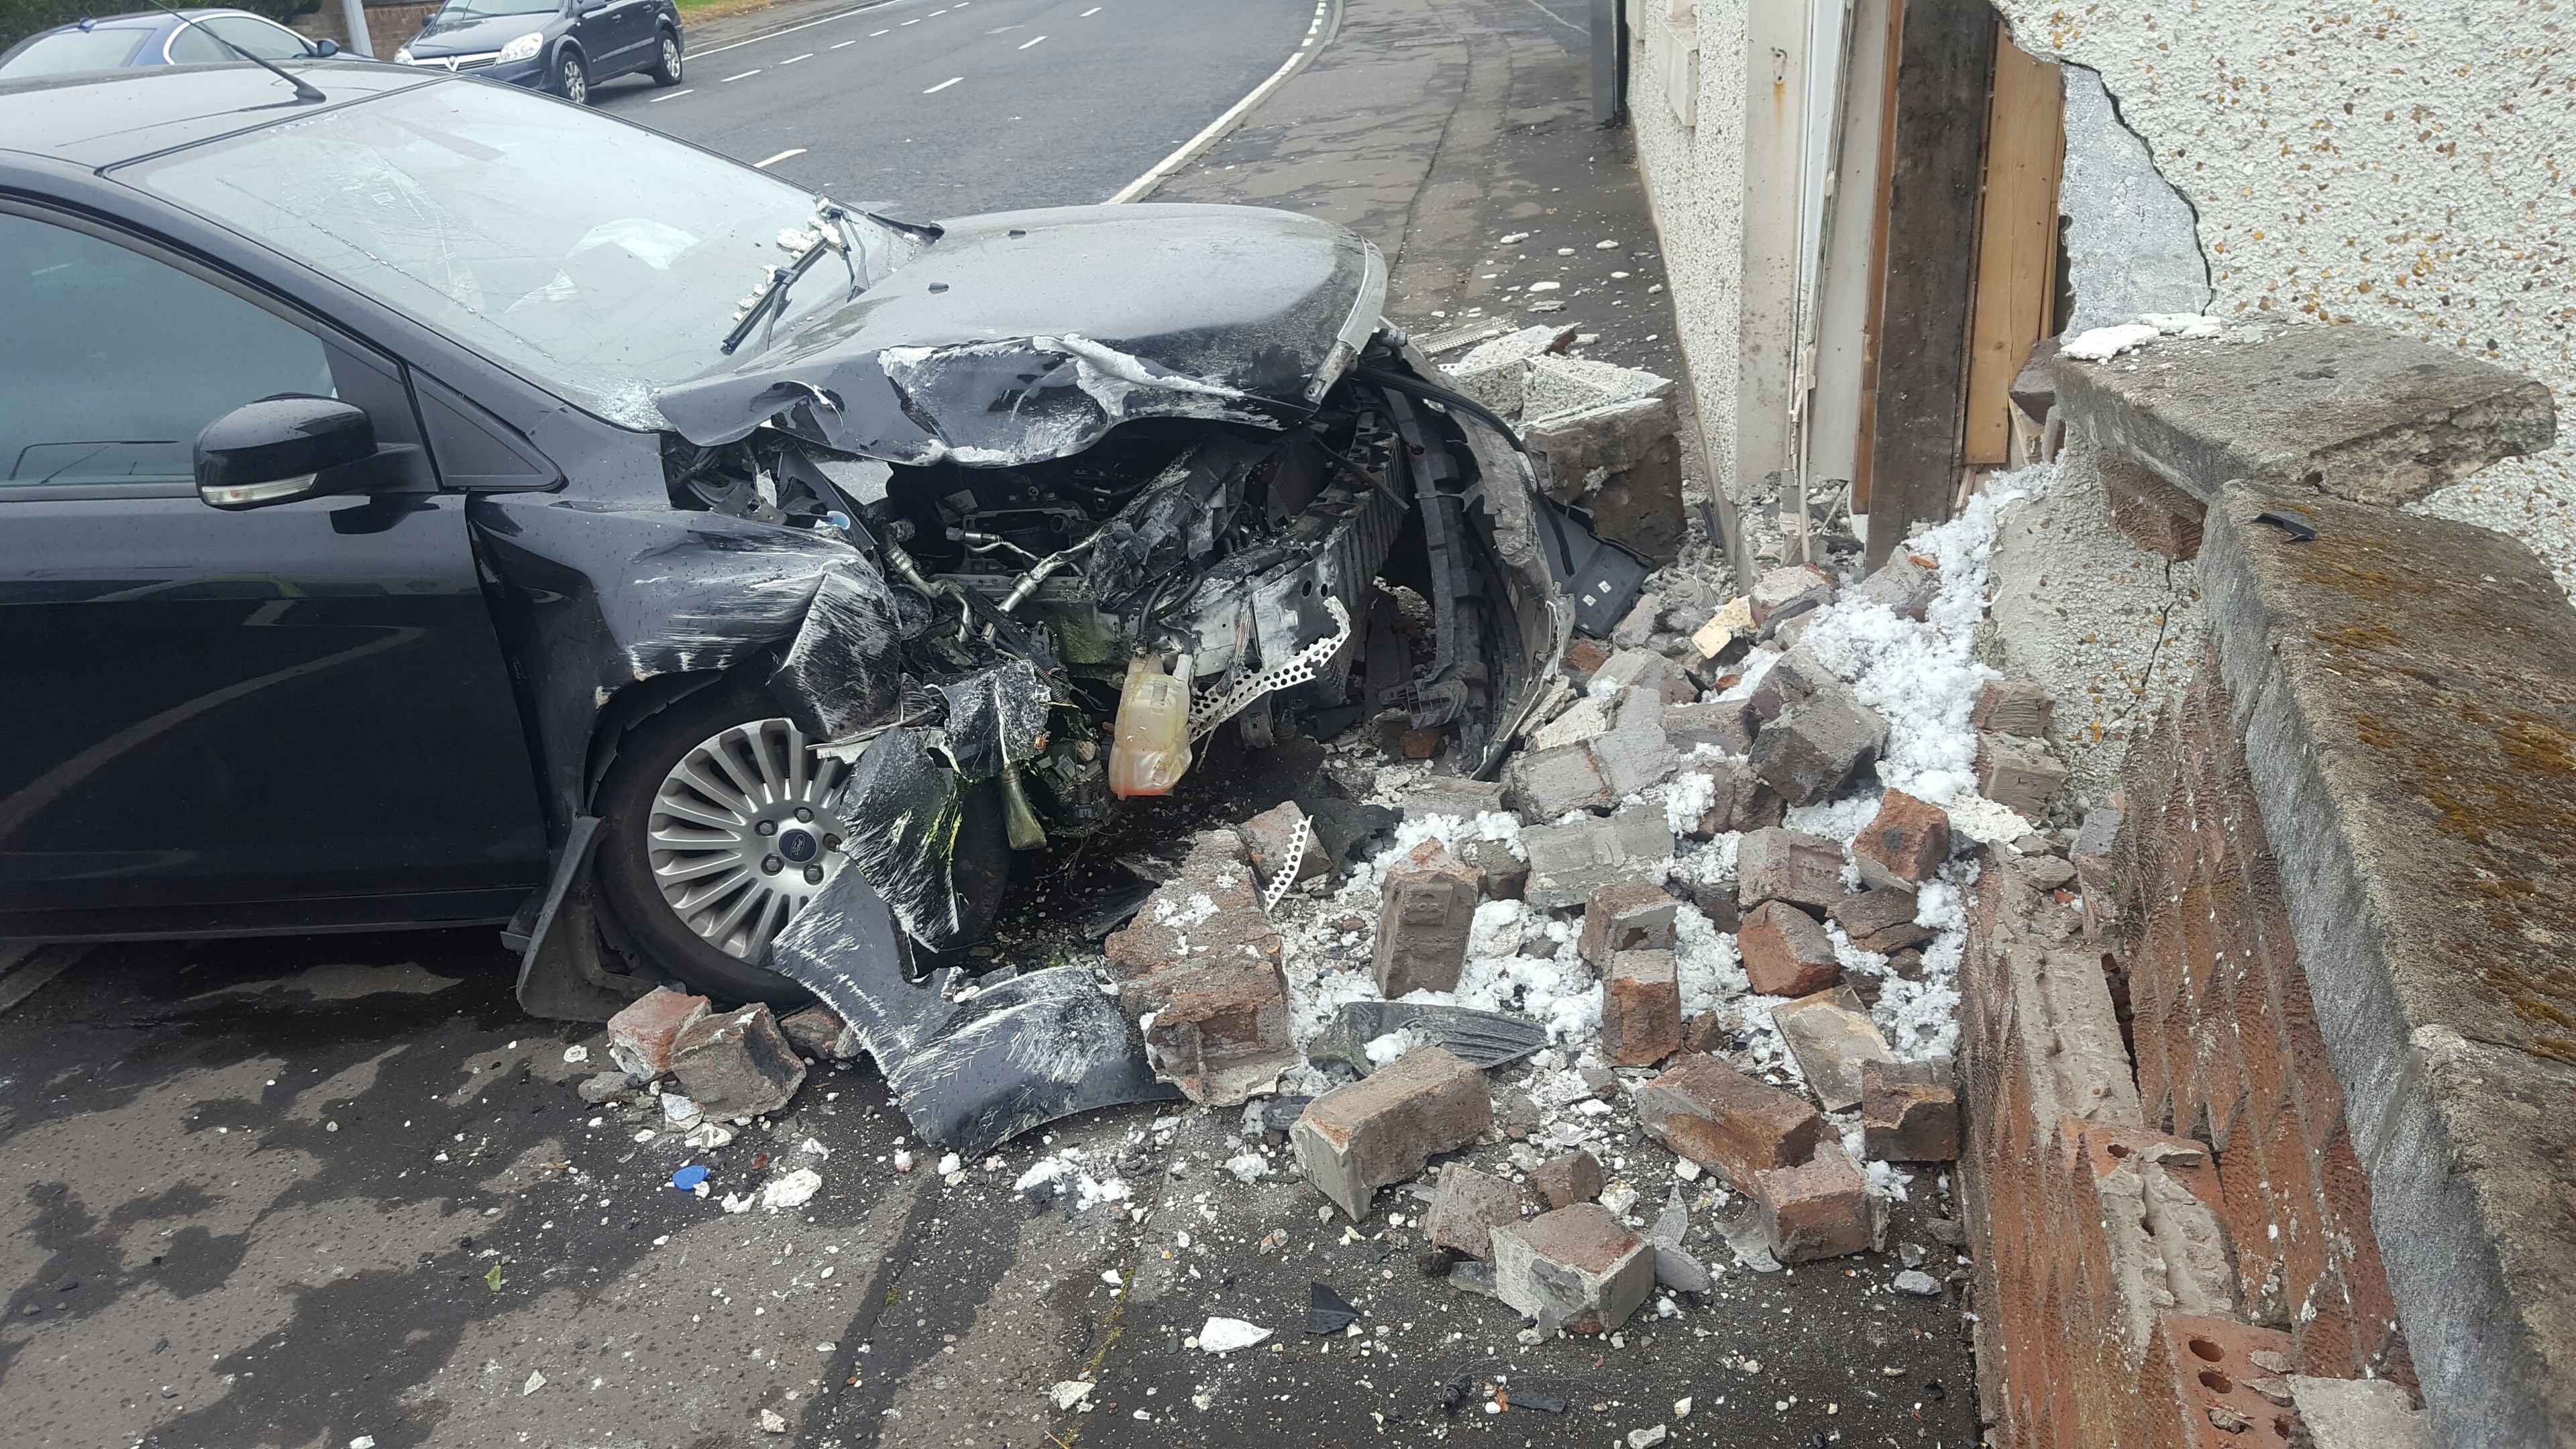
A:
[671,1165,710,1191]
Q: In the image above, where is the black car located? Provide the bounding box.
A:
[0,62,1580,1049]
[395,0,680,102]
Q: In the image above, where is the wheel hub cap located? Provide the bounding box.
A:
[647,717,851,960]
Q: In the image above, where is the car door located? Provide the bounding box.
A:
[572,0,647,74]
[0,204,549,935]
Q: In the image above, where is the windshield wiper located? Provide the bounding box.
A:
[142,0,327,102]
[719,201,857,357]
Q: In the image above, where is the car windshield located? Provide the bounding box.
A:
[0,26,150,76]
[126,81,922,429]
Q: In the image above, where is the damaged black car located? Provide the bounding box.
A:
[1,63,1604,1124]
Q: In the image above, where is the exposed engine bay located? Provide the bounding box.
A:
[657,342,1569,975]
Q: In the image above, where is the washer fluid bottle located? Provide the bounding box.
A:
[1109,654,1193,797]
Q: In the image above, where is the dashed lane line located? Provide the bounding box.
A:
[755,148,808,167]
[720,68,761,81]
[780,51,813,62]
[647,87,692,101]
[922,74,963,91]
[830,38,855,46]
[1018,33,1044,47]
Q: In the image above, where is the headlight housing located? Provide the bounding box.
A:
[393,44,413,62]
[498,30,544,62]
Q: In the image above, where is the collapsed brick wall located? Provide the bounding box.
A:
[2107,667,2406,1385]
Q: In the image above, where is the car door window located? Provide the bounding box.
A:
[0,210,335,488]
[0,26,150,76]
[163,22,233,63]
[196,15,315,58]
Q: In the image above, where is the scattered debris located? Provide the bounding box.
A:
[1196,1318,1273,1354]
[1494,1203,1656,1336]
[1305,1282,1363,1336]
[1292,1046,1493,1220]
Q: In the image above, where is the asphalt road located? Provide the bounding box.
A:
[593,0,1326,217]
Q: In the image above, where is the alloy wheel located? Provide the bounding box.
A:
[560,54,587,103]
[661,36,681,80]
[646,717,851,961]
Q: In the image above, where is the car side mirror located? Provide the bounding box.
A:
[195,395,378,511]
[313,37,339,56]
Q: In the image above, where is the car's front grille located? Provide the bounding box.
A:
[402,50,501,70]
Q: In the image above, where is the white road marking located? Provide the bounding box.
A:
[780,51,812,62]
[870,27,889,34]
[687,0,904,62]
[647,87,692,101]
[900,15,919,21]
[1106,0,1337,203]
[720,68,761,81]
[922,74,963,91]
[1079,5,1099,14]
[830,38,855,46]
[755,148,808,167]
[1018,33,1044,48]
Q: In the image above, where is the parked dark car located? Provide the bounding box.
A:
[0,7,338,78]
[0,62,1581,1030]
[394,0,680,102]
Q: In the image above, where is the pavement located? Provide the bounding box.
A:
[0,3,1982,1446]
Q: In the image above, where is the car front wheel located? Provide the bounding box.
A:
[590,682,1009,1004]
[555,48,589,103]
[649,30,682,85]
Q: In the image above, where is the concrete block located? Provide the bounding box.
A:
[1521,394,1688,564]
[1735,826,1846,915]
[1292,1046,1492,1220]
[1491,1203,1656,1334]
[2053,322,2557,507]
[1831,887,1935,957]
[1529,695,1615,752]
[1373,840,1481,998]
[1578,879,1678,965]
[1635,1053,1825,1186]
[1748,564,1835,628]
[1142,957,1297,1106]
[1853,788,1953,891]
[1854,552,1941,621]
[1752,1149,1872,1264]
[1660,700,1755,757]
[1425,1163,1528,1262]
[1861,1057,1959,1162]
[1531,1148,1604,1210]
[1976,733,2069,817]
[1522,354,1674,420]
[1502,743,1612,820]
[1971,679,2054,738]
[1771,986,1894,1112]
[1588,717,1682,798]
[1603,949,1682,1067]
[1440,323,1576,417]
[1737,900,1842,998]
[1240,800,1330,888]
[606,986,710,1079]
[668,1004,806,1118]
[1521,804,1675,910]
[1752,691,1888,806]
[1403,777,1508,823]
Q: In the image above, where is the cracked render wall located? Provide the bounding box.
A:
[1992,0,2576,592]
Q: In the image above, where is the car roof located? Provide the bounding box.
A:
[0,61,444,169]
[21,8,252,34]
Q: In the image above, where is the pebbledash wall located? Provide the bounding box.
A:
[1623,0,2575,576]
[1958,323,2571,1448]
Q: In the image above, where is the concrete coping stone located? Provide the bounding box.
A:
[2196,480,2576,1447]
[2054,322,2555,507]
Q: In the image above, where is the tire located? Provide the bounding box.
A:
[554,48,589,104]
[591,680,1010,1004]
[649,28,682,85]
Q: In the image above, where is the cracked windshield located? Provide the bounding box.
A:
[130,82,898,428]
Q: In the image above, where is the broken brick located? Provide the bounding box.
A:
[1634,1054,1825,1186]
[1424,1162,1527,1261]
[1978,732,2070,817]
[1372,840,1481,998]
[1587,712,1682,796]
[1680,1012,1729,1056]
[1750,690,1888,805]
[1492,1203,1656,1334]
[1747,564,1835,629]
[1602,949,1682,1067]
[1737,900,1843,997]
[1852,788,1953,892]
[1971,680,2055,739]
[1403,778,1507,822]
[777,1004,859,1062]
[1140,957,1297,1107]
[1861,1057,1959,1162]
[1521,804,1676,910]
[1830,887,1935,956]
[1735,826,1847,915]
[1578,879,1678,965]
[1590,648,1697,706]
[1564,636,1613,680]
[667,1003,806,1119]
[1752,1148,1872,1264]
[1531,1149,1605,1210]
[1104,832,1282,984]
[1770,987,1894,1112]
[605,985,710,1079]
[1292,1046,1493,1220]
[1239,800,1330,888]
[1501,743,1613,820]
[2101,452,2207,561]
[1853,552,1940,621]
[1609,592,1664,650]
